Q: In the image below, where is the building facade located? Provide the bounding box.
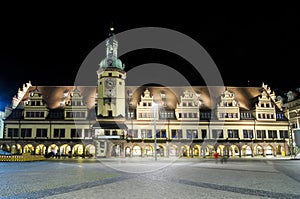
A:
[0,30,291,158]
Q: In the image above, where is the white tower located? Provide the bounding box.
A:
[96,27,126,118]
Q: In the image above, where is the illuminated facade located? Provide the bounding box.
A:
[0,30,291,158]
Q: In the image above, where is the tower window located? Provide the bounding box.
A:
[109,73,112,76]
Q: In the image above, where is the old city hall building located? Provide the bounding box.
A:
[1,29,291,159]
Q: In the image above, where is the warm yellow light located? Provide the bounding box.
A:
[110,27,114,32]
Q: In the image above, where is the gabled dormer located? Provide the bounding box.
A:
[175,90,201,120]
[136,88,158,120]
[254,83,276,121]
[215,89,240,120]
[64,87,88,120]
[24,86,48,120]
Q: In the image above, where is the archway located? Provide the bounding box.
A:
[204,145,214,157]
[111,144,121,157]
[48,144,58,154]
[35,144,46,155]
[229,145,239,157]
[132,145,142,157]
[265,145,273,156]
[241,145,252,157]
[158,145,165,157]
[217,145,228,156]
[85,144,96,157]
[144,145,153,157]
[169,145,177,157]
[254,145,263,156]
[0,144,10,152]
[60,144,71,156]
[24,144,34,154]
[181,145,189,157]
[193,145,201,157]
[125,147,131,157]
[72,144,84,156]
[11,144,22,155]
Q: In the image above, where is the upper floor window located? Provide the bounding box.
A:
[212,129,223,139]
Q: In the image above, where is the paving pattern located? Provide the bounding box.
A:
[1,158,300,199]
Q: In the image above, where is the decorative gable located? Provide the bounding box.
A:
[24,86,48,120]
[175,89,201,120]
[254,83,276,121]
[215,89,240,120]
[64,87,88,120]
[136,88,158,120]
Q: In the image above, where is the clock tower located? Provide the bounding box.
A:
[94,27,127,157]
[96,27,126,118]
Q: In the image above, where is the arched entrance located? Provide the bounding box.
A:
[73,144,84,157]
[169,145,177,157]
[265,145,273,156]
[111,144,121,157]
[48,144,58,154]
[35,144,46,155]
[241,145,252,157]
[204,145,214,157]
[254,145,263,156]
[125,147,131,157]
[157,145,165,157]
[11,144,22,155]
[60,144,71,156]
[217,145,228,156]
[132,145,142,157]
[229,145,239,157]
[181,145,189,157]
[193,145,201,157]
[24,144,34,154]
[0,144,10,152]
[85,144,96,158]
[144,145,153,157]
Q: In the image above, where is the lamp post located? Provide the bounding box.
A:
[153,102,158,161]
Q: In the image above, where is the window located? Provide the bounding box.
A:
[279,130,289,138]
[187,129,198,139]
[171,129,182,139]
[84,129,90,137]
[36,128,47,137]
[186,130,192,139]
[53,129,65,138]
[243,129,253,139]
[257,130,266,139]
[141,129,152,138]
[212,129,223,139]
[128,129,138,138]
[201,129,207,139]
[112,131,118,136]
[268,130,277,139]
[104,130,110,136]
[147,129,152,138]
[156,129,166,138]
[7,128,18,137]
[25,111,45,118]
[228,129,239,138]
[21,128,32,138]
[71,129,82,138]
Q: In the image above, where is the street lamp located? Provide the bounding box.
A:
[153,102,158,161]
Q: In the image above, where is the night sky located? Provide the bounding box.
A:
[1,4,299,111]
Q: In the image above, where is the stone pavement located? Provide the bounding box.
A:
[0,157,299,199]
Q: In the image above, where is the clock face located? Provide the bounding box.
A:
[105,89,116,97]
[105,78,115,89]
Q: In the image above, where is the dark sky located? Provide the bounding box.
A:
[1,4,300,111]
